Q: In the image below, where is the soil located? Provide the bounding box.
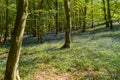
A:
[0,53,8,58]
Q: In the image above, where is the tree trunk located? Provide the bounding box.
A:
[37,0,44,43]
[107,0,113,29]
[32,0,37,37]
[61,0,71,48]
[4,0,28,80]
[82,0,87,32]
[79,9,82,28]
[4,0,9,44]
[102,0,109,28]
[91,0,94,28]
[55,0,59,35]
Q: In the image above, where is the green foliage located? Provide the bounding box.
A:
[1,0,120,79]
[1,25,120,79]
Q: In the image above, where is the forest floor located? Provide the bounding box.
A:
[0,25,120,80]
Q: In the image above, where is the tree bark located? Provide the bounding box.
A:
[62,0,71,48]
[37,0,44,43]
[82,0,87,32]
[4,0,28,80]
[102,0,109,28]
[55,0,59,35]
[3,0,9,44]
[32,0,37,37]
[107,0,113,29]
[91,0,94,28]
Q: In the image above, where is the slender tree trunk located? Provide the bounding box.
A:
[79,9,82,28]
[107,0,113,29]
[4,0,9,44]
[73,0,75,30]
[82,0,87,32]
[4,0,28,80]
[82,7,86,32]
[91,0,94,28]
[102,0,109,28]
[62,0,71,48]
[37,0,44,43]
[32,0,37,37]
[55,0,59,35]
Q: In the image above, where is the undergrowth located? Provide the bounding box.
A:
[0,25,120,80]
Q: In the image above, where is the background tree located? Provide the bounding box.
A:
[62,0,71,48]
[0,0,6,43]
[55,0,59,35]
[82,0,87,32]
[107,0,113,29]
[4,0,9,44]
[1,0,120,46]
[91,0,94,28]
[102,0,109,28]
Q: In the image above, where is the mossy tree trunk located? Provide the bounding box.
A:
[62,0,71,48]
[4,0,28,80]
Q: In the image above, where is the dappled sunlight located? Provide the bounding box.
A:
[1,25,120,79]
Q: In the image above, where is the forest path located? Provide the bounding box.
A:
[30,70,74,80]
